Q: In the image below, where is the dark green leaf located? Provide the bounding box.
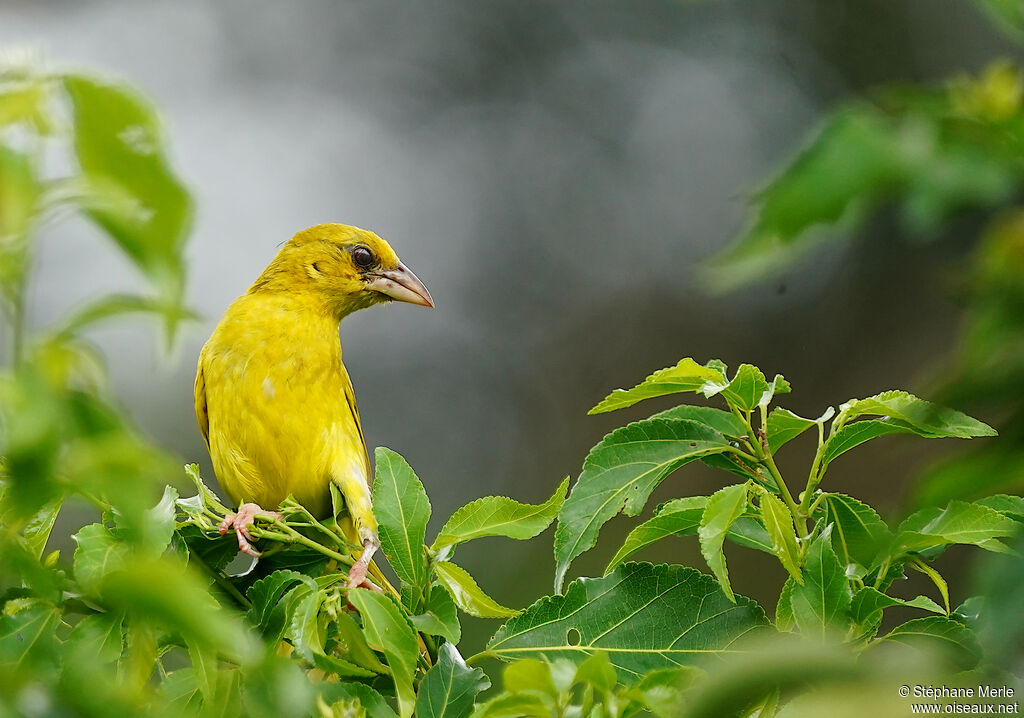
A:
[813,493,893,570]
[347,589,419,718]
[487,563,768,682]
[318,682,398,718]
[588,358,725,414]
[0,600,60,666]
[245,569,308,634]
[410,585,461,643]
[849,587,944,631]
[789,531,852,639]
[877,617,981,671]
[432,477,567,554]
[415,643,491,718]
[372,447,431,607]
[698,484,749,601]
[286,590,375,678]
[820,419,918,468]
[554,418,732,591]
[649,405,747,438]
[434,560,519,618]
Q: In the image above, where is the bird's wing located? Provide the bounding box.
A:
[194,349,210,450]
[341,370,373,487]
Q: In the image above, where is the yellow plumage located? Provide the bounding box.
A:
[194,223,433,584]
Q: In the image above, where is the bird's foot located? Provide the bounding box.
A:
[346,538,381,590]
[218,503,282,557]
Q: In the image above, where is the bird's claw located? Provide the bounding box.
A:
[346,538,380,589]
[218,502,282,557]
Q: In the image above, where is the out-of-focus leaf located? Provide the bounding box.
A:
[0,145,42,306]
[876,617,981,671]
[432,477,567,554]
[789,531,852,639]
[372,447,430,608]
[410,585,461,644]
[970,0,1024,42]
[698,483,749,601]
[813,493,893,570]
[318,682,398,718]
[434,560,519,618]
[415,643,491,718]
[0,79,55,134]
[894,500,1019,554]
[755,486,802,584]
[347,589,418,718]
[72,522,129,588]
[588,358,726,414]
[65,613,124,664]
[63,74,193,338]
[20,496,63,558]
[625,666,702,718]
[915,446,1024,507]
[0,600,60,666]
[554,418,732,591]
[51,293,197,340]
[972,533,1024,664]
[486,563,768,682]
[574,650,616,693]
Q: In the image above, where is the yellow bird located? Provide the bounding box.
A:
[194,223,433,587]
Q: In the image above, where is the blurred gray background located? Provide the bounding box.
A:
[2,0,1013,648]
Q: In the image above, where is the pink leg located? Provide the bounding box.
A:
[346,538,381,589]
[218,502,282,557]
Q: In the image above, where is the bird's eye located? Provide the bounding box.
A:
[352,246,375,269]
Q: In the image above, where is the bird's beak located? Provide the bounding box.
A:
[366,263,434,308]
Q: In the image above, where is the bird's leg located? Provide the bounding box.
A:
[346,537,380,589]
[219,502,282,557]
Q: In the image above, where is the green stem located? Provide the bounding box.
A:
[251,522,354,566]
[464,650,493,667]
[190,548,250,609]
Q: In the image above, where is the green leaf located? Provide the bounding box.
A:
[877,617,981,671]
[432,478,568,554]
[554,418,732,591]
[838,391,996,438]
[0,146,43,305]
[63,74,193,337]
[21,496,63,559]
[415,643,491,718]
[347,589,419,718]
[72,522,129,588]
[894,500,1019,554]
[789,531,852,639]
[589,358,726,414]
[65,613,124,664]
[52,293,197,340]
[775,577,797,631]
[698,484,749,601]
[0,600,60,666]
[625,667,702,718]
[649,405,748,438]
[604,497,772,573]
[766,407,833,453]
[434,560,519,618]
[703,364,770,411]
[754,486,802,584]
[820,419,918,468]
[976,494,1024,520]
[286,590,375,678]
[245,569,308,634]
[319,683,398,718]
[849,587,944,630]
[372,447,431,607]
[574,650,617,693]
[410,586,462,644]
[813,493,893,570]
[487,563,768,682]
[971,0,1024,41]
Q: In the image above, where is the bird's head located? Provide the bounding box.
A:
[252,223,433,317]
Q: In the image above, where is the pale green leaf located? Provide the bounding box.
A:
[554,418,732,591]
[894,500,1019,554]
[588,358,726,414]
[434,560,519,618]
[838,390,996,438]
[72,523,129,588]
[487,563,768,682]
[813,493,893,570]
[432,478,568,554]
[65,613,124,664]
[766,407,833,453]
[755,486,802,584]
[347,589,419,718]
[698,484,749,601]
[0,601,60,666]
[703,364,770,411]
